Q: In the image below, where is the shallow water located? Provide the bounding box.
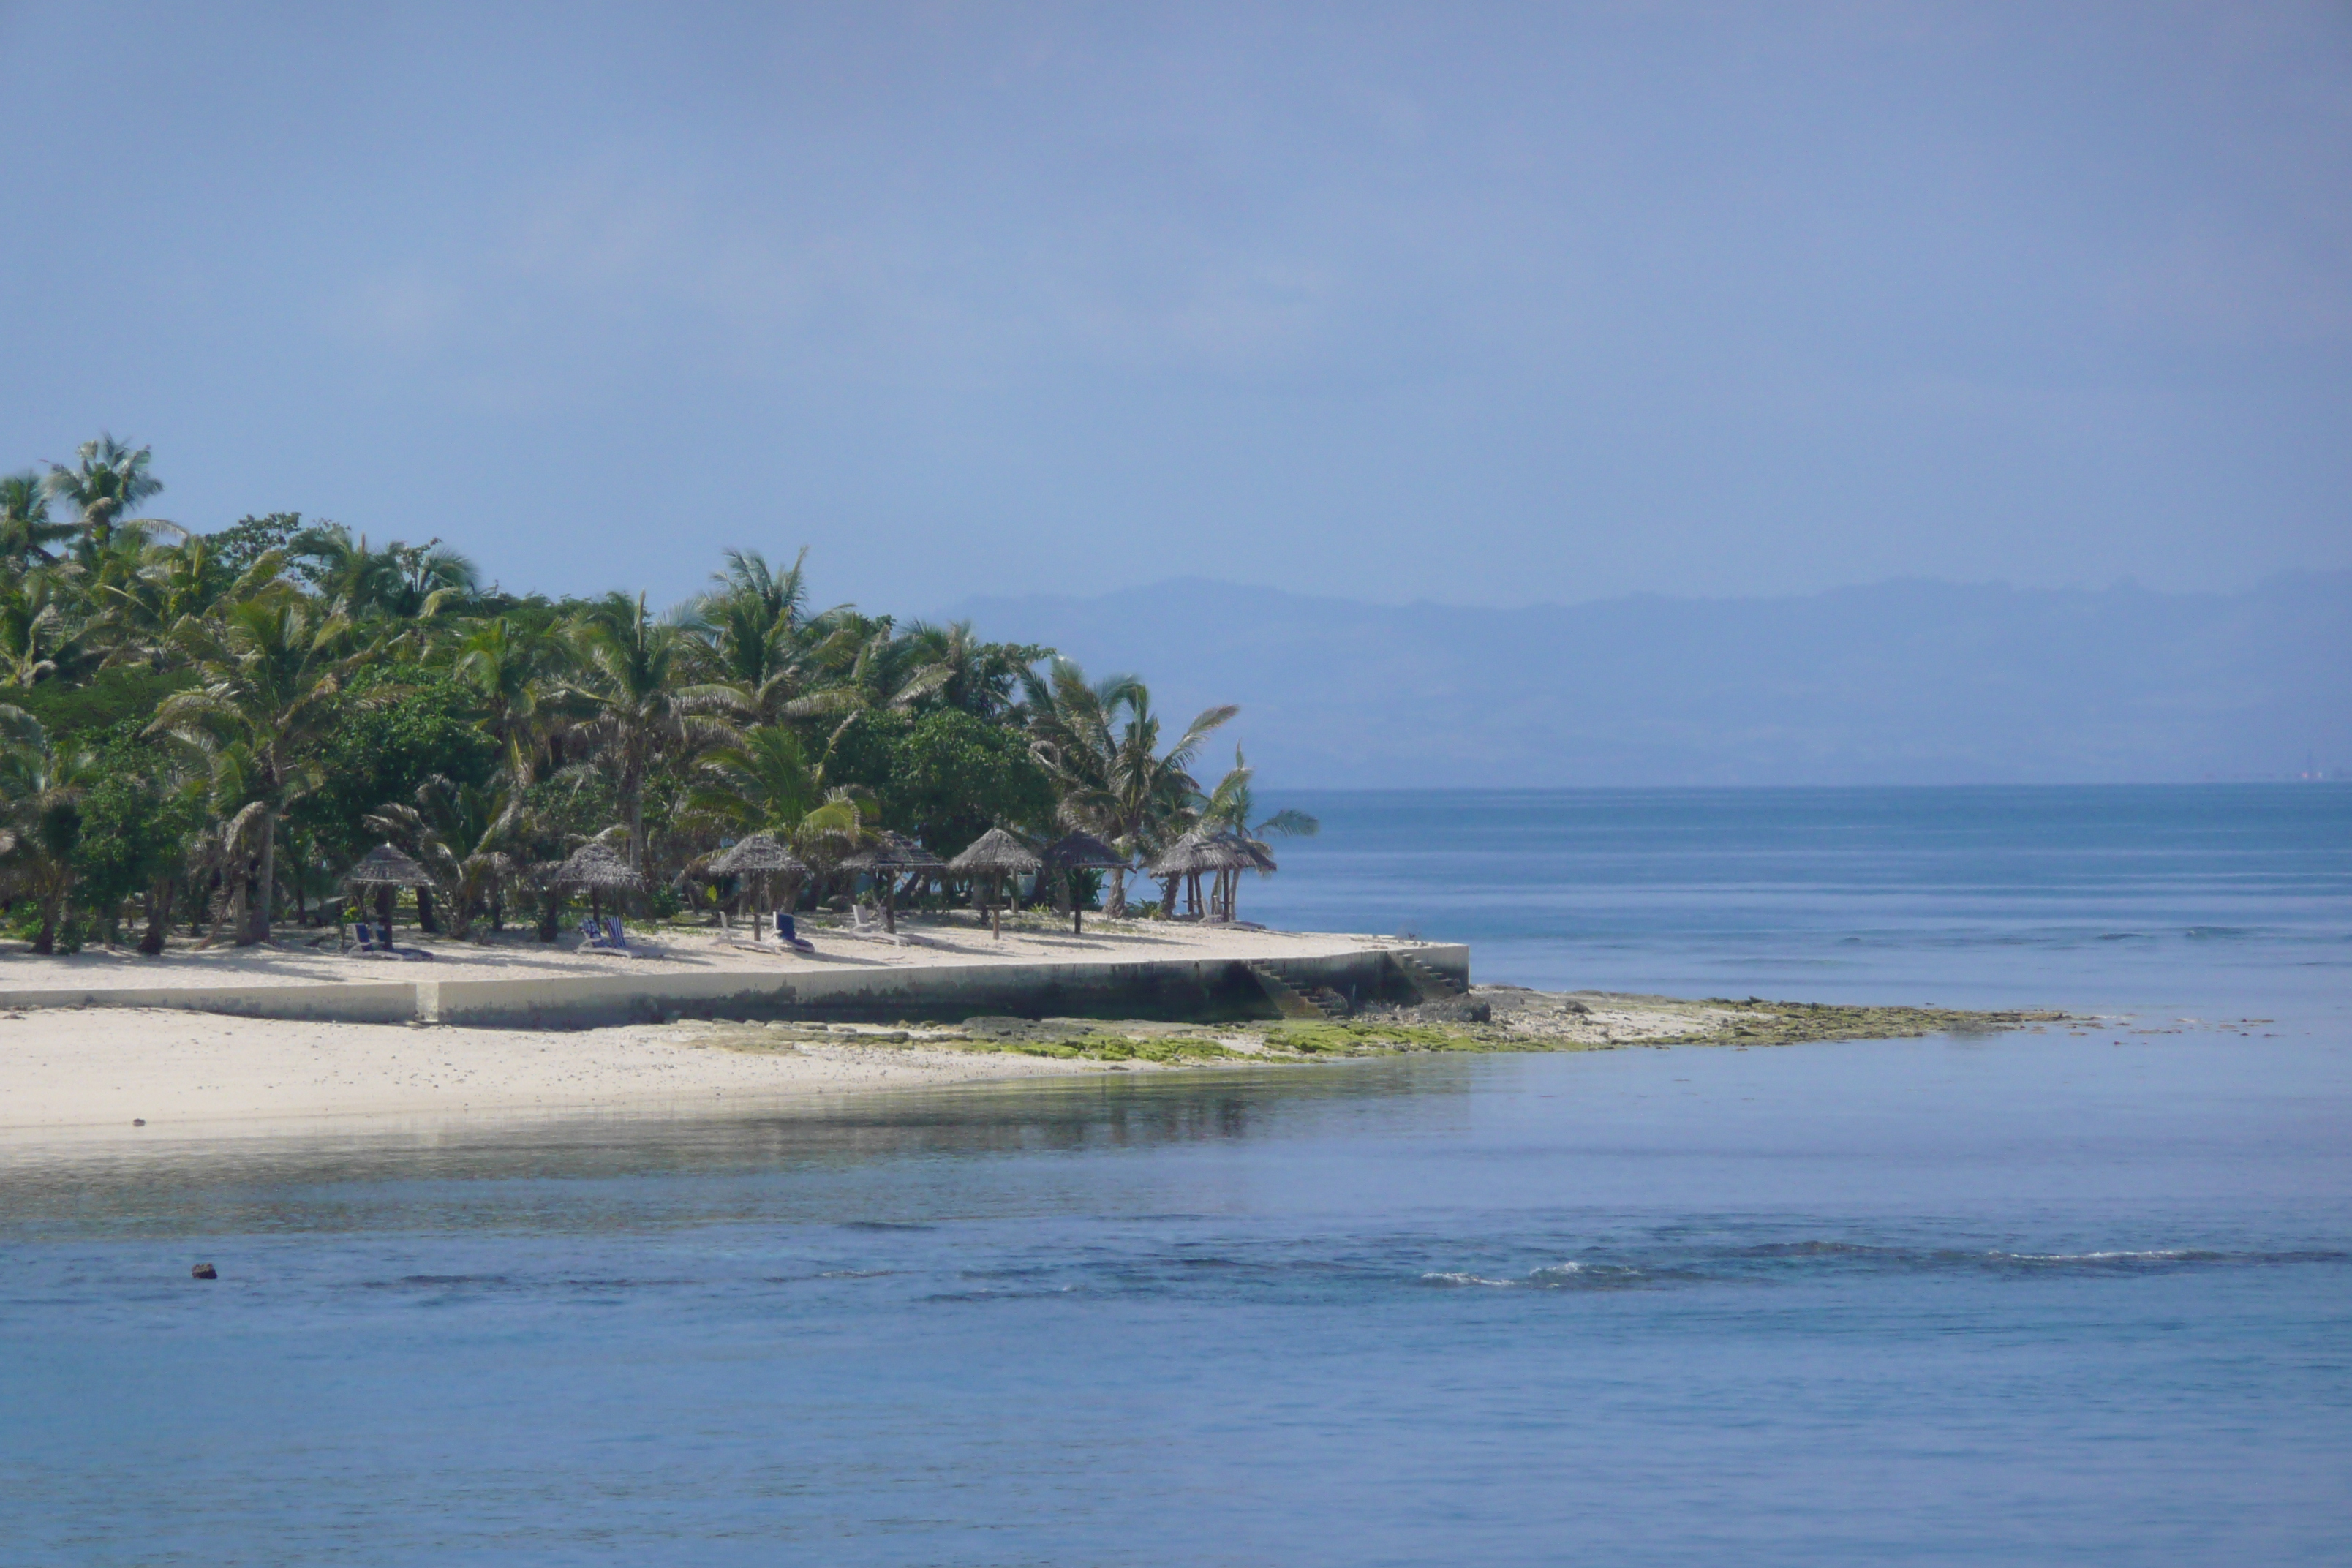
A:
[4,785,2348,1565]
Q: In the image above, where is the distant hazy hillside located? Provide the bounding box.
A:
[947,574,2352,786]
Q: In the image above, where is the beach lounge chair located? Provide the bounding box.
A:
[579,918,619,950]
[604,916,628,951]
[775,912,816,954]
[352,921,374,949]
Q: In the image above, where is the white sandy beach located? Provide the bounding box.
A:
[0,916,1421,1138]
[0,1006,1113,1136]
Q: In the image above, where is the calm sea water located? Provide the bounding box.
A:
[4,786,2348,1566]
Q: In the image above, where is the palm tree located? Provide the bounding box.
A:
[565,593,744,872]
[0,570,83,687]
[899,619,1039,717]
[1104,687,1236,916]
[90,536,283,670]
[0,706,96,952]
[453,615,568,785]
[1024,657,1234,916]
[680,724,871,862]
[44,435,164,551]
[1196,745,1318,920]
[147,589,368,944]
[0,472,75,566]
[365,773,521,938]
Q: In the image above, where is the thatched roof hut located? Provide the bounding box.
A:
[554,842,645,892]
[839,831,944,872]
[1216,829,1278,874]
[344,842,435,889]
[1150,830,1275,922]
[710,832,807,878]
[948,828,1040,940]
[839,831,943,934]
[1041,831,1127,870]
[948,827,1041,876]
[1147,831,1258,878]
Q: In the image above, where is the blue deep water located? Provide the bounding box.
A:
[4,785,2349,1565]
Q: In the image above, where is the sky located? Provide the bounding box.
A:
[2,1,2347,612]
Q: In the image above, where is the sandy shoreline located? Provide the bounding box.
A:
[0,1006,1121,1141]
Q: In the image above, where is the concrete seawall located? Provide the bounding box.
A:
[0,945,1470,1030]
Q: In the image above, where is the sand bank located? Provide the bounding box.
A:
[0,1006,1110,1138]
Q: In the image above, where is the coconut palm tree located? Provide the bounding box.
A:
[564,593,744,872]
[899,619,1038,718]
[147,589,368,944]
[365,772,521,938]
[44,435,165,551]
[680,724,871,861]
[1196,745,1318,920]
[0,570,83,687]
[0,472,75,567]
[89,536,283,671]
[1024,657,1233,916]
[1104,687,1236,916]
[0,706,96,951]
[453,615,568,785]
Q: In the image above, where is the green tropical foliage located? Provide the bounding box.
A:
[0,436,1279,949]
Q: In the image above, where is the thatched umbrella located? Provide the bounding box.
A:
[947,827,1041,940]
[344,842,437,945]
[554,841,646,927]
[1148,831,1262,921]
[1041,831,1128,934]
[838,831,943,935]
[709,832,809,940]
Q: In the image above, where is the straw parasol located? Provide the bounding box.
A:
[1147,831,1263,921]
[838,831,944,935]
[947,828,1041,939]
[1041,831,1128,934]
[344,842,436,943]
[709,833,809,939]
[554,841,645,924]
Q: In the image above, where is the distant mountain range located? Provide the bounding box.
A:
[946,573,2352,787]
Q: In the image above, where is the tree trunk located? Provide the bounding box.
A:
[139,885,168,955]
[32,896,56,954]
[627,770,646,872]
[245,813,276,946]
[536,887,560,943]
[416,886,440,934]
[1107,868,1127,919]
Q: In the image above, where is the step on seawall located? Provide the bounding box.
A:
[0,945,1471,1030]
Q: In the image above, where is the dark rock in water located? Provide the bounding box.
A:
[190,1263,218,1281]
[132,1118,146,1126]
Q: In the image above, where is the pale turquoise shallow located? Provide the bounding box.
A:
[4,785,2347,1567]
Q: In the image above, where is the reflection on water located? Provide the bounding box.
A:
[0,1059,1481,1239]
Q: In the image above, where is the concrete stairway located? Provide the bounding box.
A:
[1248,962,1351,1021]
[1390,950,1467,1004]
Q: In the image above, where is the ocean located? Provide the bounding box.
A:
[4,785,2348,1565]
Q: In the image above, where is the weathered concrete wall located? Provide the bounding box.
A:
[0,981,420,1025]
[0,944,1470,1030]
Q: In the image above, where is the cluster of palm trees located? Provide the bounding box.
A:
[0,437,1313,954]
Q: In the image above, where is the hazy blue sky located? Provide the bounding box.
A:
[3,1,2345,611]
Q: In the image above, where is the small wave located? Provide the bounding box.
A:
[837,1220,934,1232]
[1422,1261,1645,1290]
[1420,1270,1520,1289]
[816,1268,897,1280]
